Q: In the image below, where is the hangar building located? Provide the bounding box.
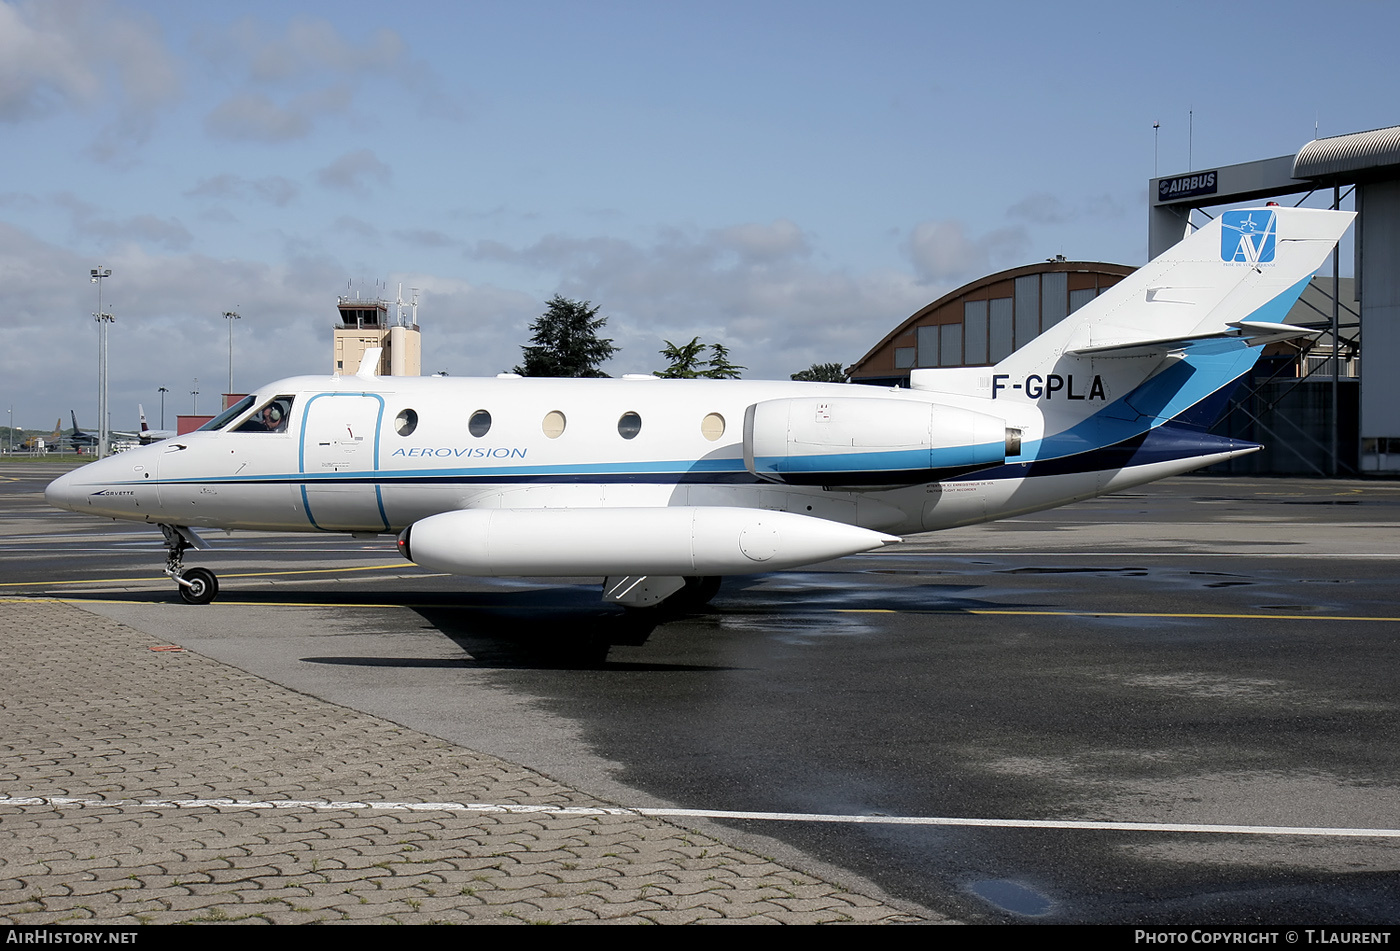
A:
[848,259,1133,387]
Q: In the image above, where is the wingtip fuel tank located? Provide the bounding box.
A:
[397,506,899,577]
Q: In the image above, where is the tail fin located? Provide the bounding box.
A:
[139,404,148,432]
[71,410,80,432]
[997,207,1350,386]
[934,208,1348,416]
[911,206,1352,467]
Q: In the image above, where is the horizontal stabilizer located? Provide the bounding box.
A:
[1068,319,1319,357]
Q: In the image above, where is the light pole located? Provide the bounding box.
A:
[91,266,112,459]
[158,386,169,430]
[191,378,199,416]
[222,310,240,399]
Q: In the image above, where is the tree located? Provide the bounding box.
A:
[704,343,744,379]
[657,337,745,379]
[790,362,847,383]
[513,295,618,377]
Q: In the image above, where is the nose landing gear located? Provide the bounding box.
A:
[177,566,219,605]
[160,524,219,605]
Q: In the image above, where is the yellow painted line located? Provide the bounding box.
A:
[840,608,1400,622]
[205,562,409,579]
[1,596,458,609]
[0,563,411,588]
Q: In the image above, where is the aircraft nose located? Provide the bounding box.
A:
[45,452,143,515]
[44,467,81,513]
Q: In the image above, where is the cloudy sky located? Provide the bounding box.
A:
[2,0,1395,432]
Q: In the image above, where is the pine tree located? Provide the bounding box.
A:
[657,337,745,379]
[513,296,618,377]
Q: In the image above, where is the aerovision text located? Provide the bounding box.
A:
[392,447,527,458]
[992,373,1106,401]
[1136,933,1391,945]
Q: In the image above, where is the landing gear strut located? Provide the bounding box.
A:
[161,524,219,605]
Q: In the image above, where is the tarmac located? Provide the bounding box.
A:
[0,599,926,925]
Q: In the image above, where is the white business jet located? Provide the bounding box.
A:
[47,207,1351,611]
[137,404,176,445]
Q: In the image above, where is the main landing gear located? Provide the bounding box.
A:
[601,574,722,613]
[161,524,219,605]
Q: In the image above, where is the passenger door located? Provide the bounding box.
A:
[298,392,389,532]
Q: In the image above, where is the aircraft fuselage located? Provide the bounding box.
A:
[44,372,1245,545]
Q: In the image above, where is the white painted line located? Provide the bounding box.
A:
[3,796,1397,838]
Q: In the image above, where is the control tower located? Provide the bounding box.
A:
[332,286,421,376]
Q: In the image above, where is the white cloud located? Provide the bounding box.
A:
[228,16,404,84]
[472,220,931,378]
[905,219,1030,284]
[333,215,379,240]
[0,210,936,428]
[205,92,311,142]
[47,192,193,252]
[1007,193,1074,226]
[0,0,179,158]
[0,220,352,427]
[315,149,391,194]
[186,173,299,207]
[392,229,457,249]
[199,16,437,141]
[90,214,193,251]
[0,1,102,120]
[715,219,810,262]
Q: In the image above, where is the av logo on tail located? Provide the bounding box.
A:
[1221,209,1277,265]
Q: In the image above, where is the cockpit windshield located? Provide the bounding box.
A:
[234,397,295,433]
[197,394,256,432]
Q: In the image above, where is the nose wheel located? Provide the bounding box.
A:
[161,524,219,605]
[177,567,219,605]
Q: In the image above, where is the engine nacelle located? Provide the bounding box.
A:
[744,397,1015,486]
[397,506,899,577]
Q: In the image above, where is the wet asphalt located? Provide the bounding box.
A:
[4,463,1400,924]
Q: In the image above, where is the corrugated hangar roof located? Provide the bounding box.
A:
[1293,125,1400,179]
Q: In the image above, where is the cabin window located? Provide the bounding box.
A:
[618,411,642,439]
[468,409,491,437]
[542,410,566,438]
[701,413,725,441]
[395,408,418,437]
[233,396,294,433]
